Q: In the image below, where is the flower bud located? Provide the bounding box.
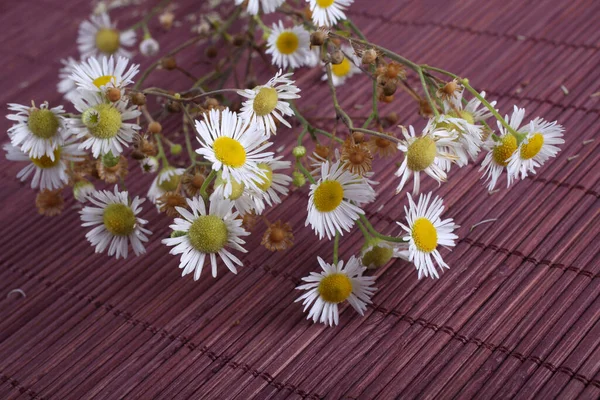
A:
[361,49,377,64]
[106,87,121,102]
[148,121,162,134]
[310,31,326,46]
[130,92,146,106]
[330,49,344,65]
[161,56,177,70]
[292,145,307,158]
[170,144,183,155]
[140,37,160,57]
[292,171,306,187]
[383,81,397,96]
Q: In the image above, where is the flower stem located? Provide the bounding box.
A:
[199,169,216,200]
[333,231,340,264]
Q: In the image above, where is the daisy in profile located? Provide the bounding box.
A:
[395,125,459,195]
[57,57,80,102]
[238,71,300,135]
[323,45,360,86]
[162,197,250,280]
[397,192,458,279]
[77,13,136,59]
[147,167,186,204]
[437,90,496,166]
[252,157,292,208]
[296,256,376,326]
[234,0,285,15]
[195,108,274,197]
[71,56,139,93]
[507,116,564,179]
[361,238,409,269]
[7,101,73,160]
[307,0,354,27]
[70,91,141,157]
[306,159,376,240]
[4,139,84,190]
[480,106,524,191]
[210,174,262,215]
[80,185,151,259]
[266,21,311,70]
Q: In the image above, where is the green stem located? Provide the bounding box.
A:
[182,107,197,166]
[332,232,340,264]
[418,68,440,118]
[154,134,169,167]
[199,169,216,199]
[297,162,316,184]
[359,214,406,243]
[128,0,172,31]
[356,220,372,240]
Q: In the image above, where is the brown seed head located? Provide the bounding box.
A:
[148,121,162,134]
[106,87,121,102]
[130,92,146,106]
[161,56,177,70]
[330,49,344,65]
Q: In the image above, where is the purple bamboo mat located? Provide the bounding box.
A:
[1,0,599,399]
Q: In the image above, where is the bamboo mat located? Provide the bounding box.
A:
[1,0,599,398]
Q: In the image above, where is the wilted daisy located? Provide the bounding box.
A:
[147,167,186,204]
[480,106,524,191]
[4,139,84,190]
[437,90,496,166]
[234,0,285,14]
[238,71,300,135]
[307,0,354,27]
[162,197,250,280]
[296,256,376,326]
[7,102,73,160]
[195,108,274,197]
[395,125,459,195]
[507,116,564,179]
[70,91,141,157]
[71,56,139,93]
[306,159,376,240]
[324,45,360,86]
[57,58,80,102]
[77,13,136,59]
[262,220,294,251]
[398,192,458,279]
[361,238,409,269]
[266,21,311,70]
[80,185,151,259]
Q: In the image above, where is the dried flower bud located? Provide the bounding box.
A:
[376,75,388,86]
[384,112,399,126]
[130,92,146,106]
[205,46,218,59]
[383,81,397,96]
[204,97,220,108]
[106,87,121,102]
[310,31,326,46]
[161,56,177,70]
[148,121,162,134]
[330,49,344,65]
[131,149,146,160]
[352,131,365,143]
[165,100,182,113]
[36,190,64,217]
[386,62,403,79]
[292,145,307,158]
[159,11,175,30]
[232,34,245,46]
[362,49,377,64]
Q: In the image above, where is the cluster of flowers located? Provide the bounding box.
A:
[4,0,564,327]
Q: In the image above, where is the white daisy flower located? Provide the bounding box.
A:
[266,21,311,70]
[57,58,80,102]
[7,102,73,160]
[507,116,564,180]
[296,256,376,327]
[147,167,186,204]
[77,13,136,59]
[361,238,409,269]
[234,0,285,15]
[195,108,274,197]
[307,0,354,27]
[4,139,84,191]
[437,90,497,166]
[397,192,458,279]
[304,46,321,68]
[395,125,459,195]
[323,45,360,86]
[306,159,376,240]
[80,185,151,259]
[162,197,250,280]
[70,56,139,93]
[238,70,300,135]
[210,175,262,216]
[479,106,524,191]
[70,91,141,158]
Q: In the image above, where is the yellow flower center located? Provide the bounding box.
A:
[252,87,279,117]
[316,0,335,8]
[103,203,136,236]
[95,28,120,54]
[213,137,247,168]
[82,103,122,139]
[275,31,299,55]
[412,217,438,253]
[331,57,351,77]
[313,180,344,212]
[406,136,437,171]
[318,273,353,303]
[158,172,181,192]
[362,243,394,269]
[92,75,116,88]
[253,163,273,191]
[492,135,518,167]
[216,173,246,200]
[520,133,544,160]
[30,149,61,169]
[188,215,229,253]
[28,109,60,139]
